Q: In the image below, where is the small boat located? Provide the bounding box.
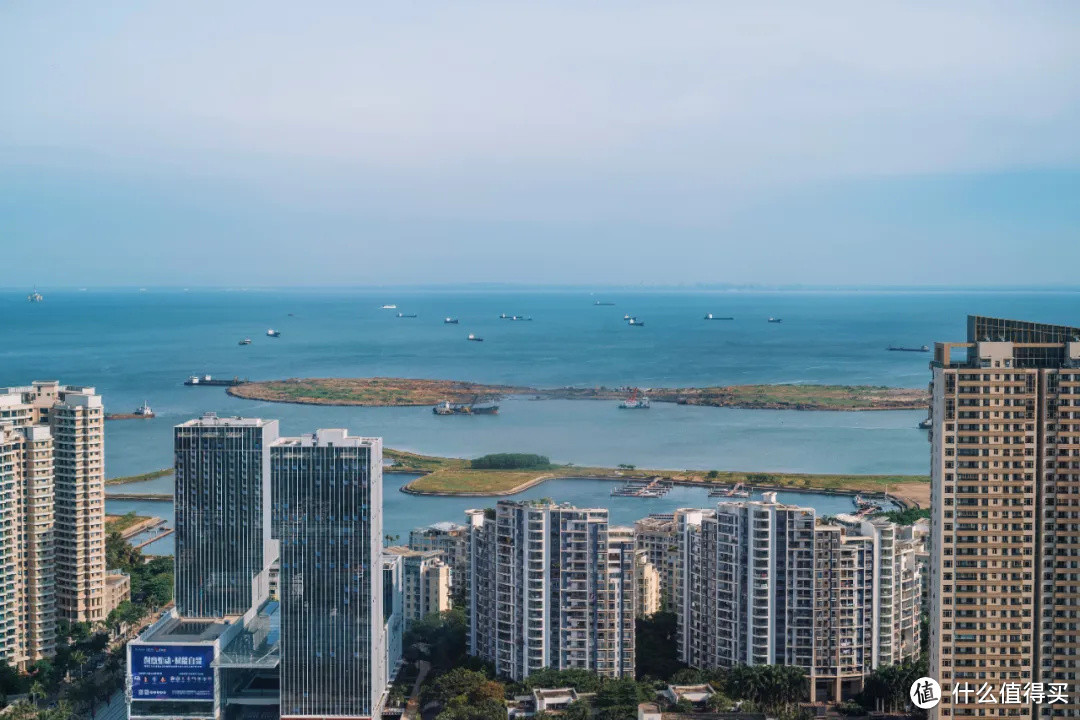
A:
[288,313,295,317]
[918,418,932,429]
[768,317,783,323]
[619,389,650,409]
[444,317,459,324]
[628,318,645,327]
[397,313,418,318]
[888,345,930,352]
[134,401,154,417]
[704,313,734,320]
[623,314,633,320]
[467,334,484,342]
[498,313,510,319]
[594,301,615,306]
[380,304,397,309]
[267,329,281,337]
[238,338,252,345]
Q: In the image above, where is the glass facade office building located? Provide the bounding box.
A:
[271,429,387,720]
[174,414,279,618]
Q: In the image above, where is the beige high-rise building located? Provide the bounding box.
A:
[0,423,56,668]
[633,548,661,617]
[0,382,108,628]
[384,546,452,625]
[930,317,1080,719]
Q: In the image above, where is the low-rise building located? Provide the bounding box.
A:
[409,521,468,594]
[105,571,131,613]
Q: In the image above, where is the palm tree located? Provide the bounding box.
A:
[70,650,88,681]
[29,680,47,707]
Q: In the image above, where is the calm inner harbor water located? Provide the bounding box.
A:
[105,472,895,555]
[6,288,1079,553]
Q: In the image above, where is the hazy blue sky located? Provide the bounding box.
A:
[2,2,1078,287]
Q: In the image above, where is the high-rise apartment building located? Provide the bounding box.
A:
[0,382,107,627]
[465,501,636,681]
[384,547,451,625]
[929,316,1080,719]
[174,414,279,618]
[0,423,55,668]
[271,429,390,720]
[634,513,681,610]
[408,521,468,594]
[675,495,922,703]
[634,549,661,617]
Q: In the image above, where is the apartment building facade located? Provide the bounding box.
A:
[384,546,451,625]
[675,495,922,703]
[0,382,109,638]
[929,316,1080,719]
[408,521,468,595]
[465,501,636,681]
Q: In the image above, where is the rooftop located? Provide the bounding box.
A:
[271,428,379,448]
[135,615,232,644]
[177,413,273,427]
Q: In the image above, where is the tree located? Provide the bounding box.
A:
[635,612,685,680]
[522,668,602,693]
[29,680,47,706]
[563,700,591,720]
[674,698,694,714]
[594,677,649,708]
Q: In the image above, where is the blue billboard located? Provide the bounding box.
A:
[130,645,215,701]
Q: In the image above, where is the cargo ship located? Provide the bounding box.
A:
[888,345,929,352]
[704,313,734,320]
[433,400,499,415]
[184,375,246,387]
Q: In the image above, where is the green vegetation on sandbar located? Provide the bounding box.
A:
[105,468,173,485]
[470,453,553,470]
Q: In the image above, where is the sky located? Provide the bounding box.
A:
[1,1,1079,287]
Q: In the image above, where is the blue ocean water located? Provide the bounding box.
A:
[4,287,1078,551]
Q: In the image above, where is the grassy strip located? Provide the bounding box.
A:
[106,511,155,533]
[106,468,173,485]
[405,461,927,496]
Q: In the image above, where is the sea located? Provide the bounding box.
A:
[4,287,1078,552]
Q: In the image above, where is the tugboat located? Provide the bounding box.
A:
[704,313,734,320]
[444,317,459,324]
[467,334,484,342]
[768,317,783,323]
[266,329,281,337]
[238,338,252,345]
[618,388,651,409]
[918,417,932,429]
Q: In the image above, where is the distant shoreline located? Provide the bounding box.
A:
[227,377,930,412]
